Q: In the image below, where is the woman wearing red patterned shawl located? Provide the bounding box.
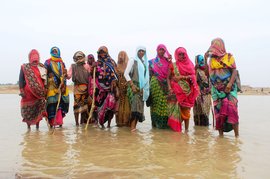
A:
[19,49,47,129]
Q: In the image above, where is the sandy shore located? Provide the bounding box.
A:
[0,84,269,95]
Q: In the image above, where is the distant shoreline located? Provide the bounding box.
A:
[0,84,269,95]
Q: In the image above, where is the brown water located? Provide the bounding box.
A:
[0,94,270,178]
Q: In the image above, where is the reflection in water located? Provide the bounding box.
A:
[0,95,267,178]
[16,125,241,178]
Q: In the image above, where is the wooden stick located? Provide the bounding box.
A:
[85,67,96,130]
[44,116,51,130]
[211,98,216,128]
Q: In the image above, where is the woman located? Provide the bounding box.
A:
[149,44,172,129]
[19,49,47,129]
[169,47,199,131]
[115,51,131,127]
[45,47,69,127]
[205,38,239,137]
[193,55,212,126]
[125,46,149,131]
[87,54,97,124]
[67,51,90,126]
[95,46,117,128]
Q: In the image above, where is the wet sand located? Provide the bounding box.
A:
[0,95,270,178]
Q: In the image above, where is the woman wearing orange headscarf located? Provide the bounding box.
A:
[19,49,47,129]
[115,51,131,127]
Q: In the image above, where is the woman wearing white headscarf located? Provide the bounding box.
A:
[124,46,150,132]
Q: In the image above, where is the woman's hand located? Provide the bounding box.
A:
[173,76,180,82]
[225,82,232,93]
[169,87,174,94]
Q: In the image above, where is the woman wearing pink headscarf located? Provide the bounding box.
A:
[168,47,199,131]
[19,49,47,129]
[149,44,172,129]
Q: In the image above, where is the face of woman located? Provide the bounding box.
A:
[99,51,106,58]
[137,50,145,59]
[88,58,94,66]
[52,49,58,55]
[118,54,125,63]
[178,53,185,61]
[158,48,165,57]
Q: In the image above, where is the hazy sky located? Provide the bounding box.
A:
[1,0,269,87]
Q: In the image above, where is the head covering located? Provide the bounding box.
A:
[157,44,171,60]
[171,47,199,108]
[87,54,95,65]
[134,46,149,101]
[207,38,226,58]
[50,46,61,58]
[28,49,40,64]
[97,46,110,60]
[150,44,172,82]
[73,51,86,64]
[117,51,129,71]
[196,55,205,67]
[174,47,195,76]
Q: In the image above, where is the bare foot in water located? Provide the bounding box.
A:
[131,128,137,133]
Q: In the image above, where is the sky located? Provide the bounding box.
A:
[0,0,269,87]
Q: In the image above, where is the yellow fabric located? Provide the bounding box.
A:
[51,56,62,62]
[210,54,235,69]
[47,77,69,97]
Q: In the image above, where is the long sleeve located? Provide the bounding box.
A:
[19,66,26,89]
[124,58,134,82]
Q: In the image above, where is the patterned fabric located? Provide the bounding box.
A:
[149,44,172,129]
[20,53,47,125]
[127,60,145,122]
[207,38,227,58]
[149,76,169,128]
[95,46,117,125]
[73,84,88,114]
[45,56,69,124]
[193,65,212,126]
[167,93,181,132]
[170,47,199,108]
[210,53,239,131]
[207,38,239,132]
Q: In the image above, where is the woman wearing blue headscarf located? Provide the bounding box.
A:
[124,46,150,132]
[193,55,211,126]
[44,47,69,127]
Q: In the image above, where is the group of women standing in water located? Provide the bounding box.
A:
[19,38,240,137]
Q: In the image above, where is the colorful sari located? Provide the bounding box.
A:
[193,55,212,126]
[19,49,47,125]
[170,47,199,121]
[95,46,117,126]
[207,38,239,132]
[115,51,131,126]
[149,44,172,129]
[45,47,69,126]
